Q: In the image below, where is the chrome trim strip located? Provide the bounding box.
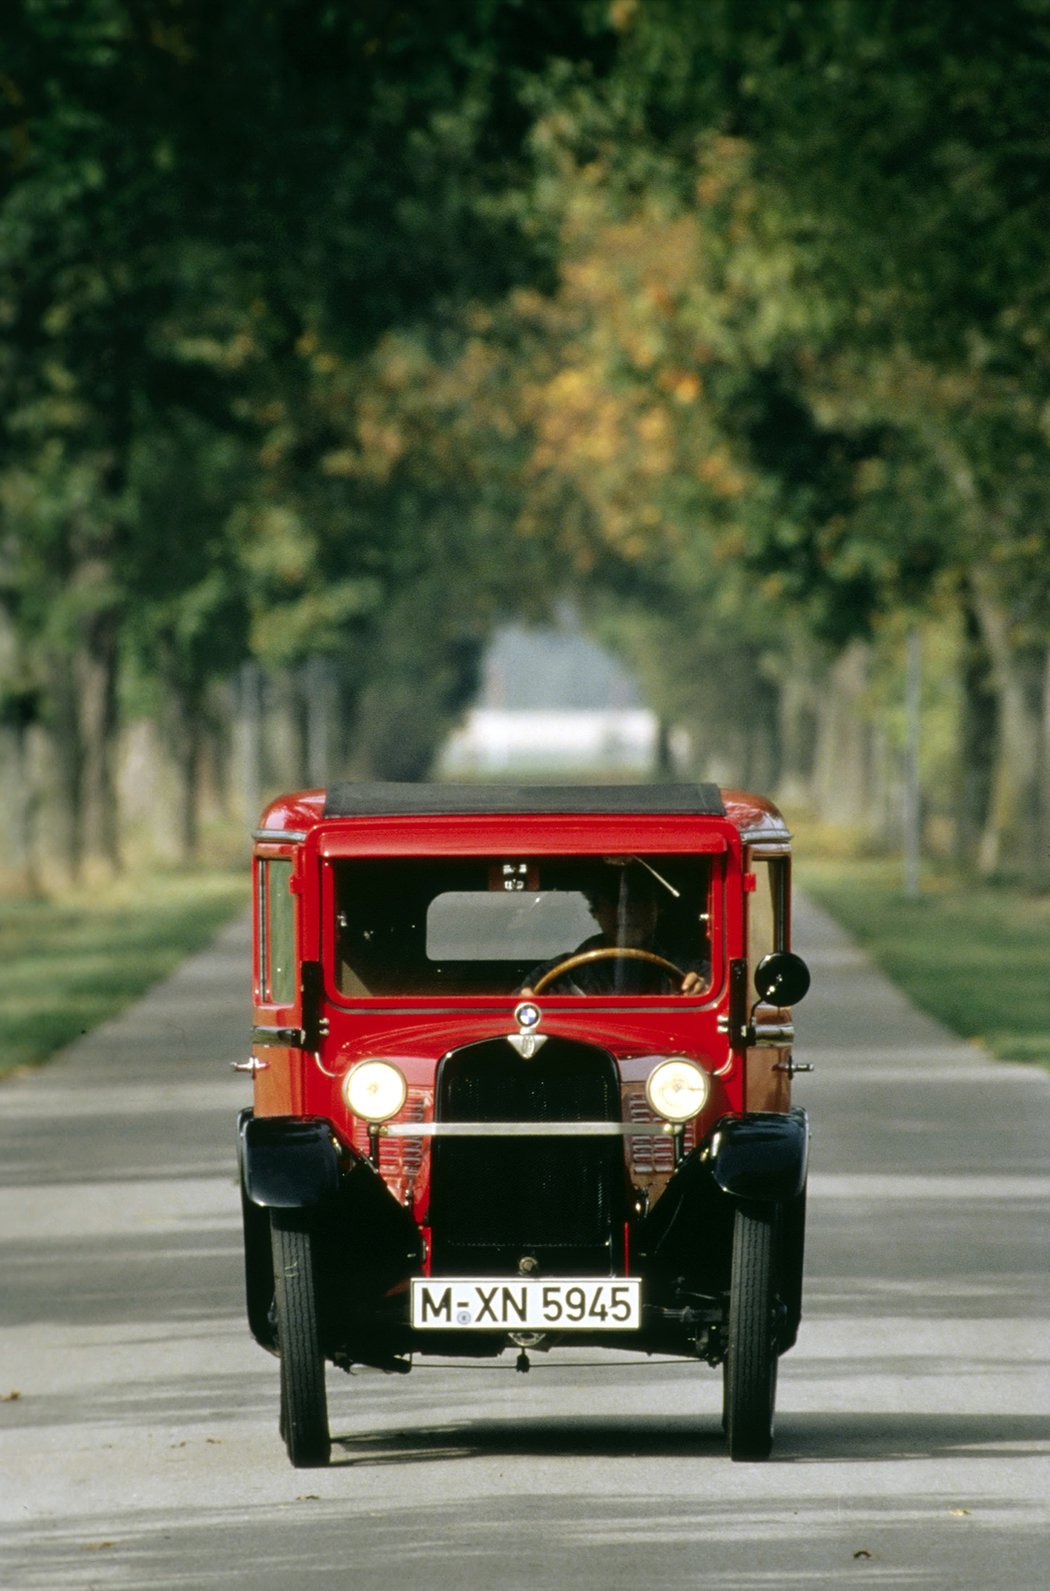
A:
[753,1022,795,1047]
[381,1120,677,1138]
[251,1025,305,1047]
[740,827,793,844]
[252,828,307,844]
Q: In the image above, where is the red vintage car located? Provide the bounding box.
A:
[236,783,811,1466]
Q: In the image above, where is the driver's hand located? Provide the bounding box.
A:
[680,970,704,994]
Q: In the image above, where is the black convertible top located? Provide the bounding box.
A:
[323,782,726,818]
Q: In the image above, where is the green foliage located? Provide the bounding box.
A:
[0,0,620,827]
[490,1,1050,866]
[2,0,1049,867]
[0,868,247,1073]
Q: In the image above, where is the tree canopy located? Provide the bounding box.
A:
[2,0,1048,879]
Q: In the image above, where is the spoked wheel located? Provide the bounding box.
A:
[723,1202,779,1462]
[270,1211,330,1468]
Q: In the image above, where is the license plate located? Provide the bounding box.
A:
[411,1278,641,1331]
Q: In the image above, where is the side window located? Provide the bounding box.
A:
[258,858,296,1004]
[748,858,787,1004]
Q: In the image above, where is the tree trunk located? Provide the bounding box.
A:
[970,566,1042,876]
[47,661,85,883]
[653,716,674,779]
[238,661,265,830]
[776,650,819,808]
[303,655,333,788]
[810,640,873,827]
[170,684,204,864]
[1039,647,1050,883]
[74,605,122,876]
[3,720,39,893]
[733,671,781,795]
[902,627,922,898]
[204,679,233,821]
[954,596,997,869]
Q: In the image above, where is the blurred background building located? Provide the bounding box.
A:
[437,618,675,777]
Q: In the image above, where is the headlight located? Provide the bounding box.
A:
[645,1058,709,1123]
[344,1060,408,1123]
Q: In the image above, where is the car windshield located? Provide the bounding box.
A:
[332,854,714,997]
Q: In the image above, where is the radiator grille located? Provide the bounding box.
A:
[429,1036,624,1274]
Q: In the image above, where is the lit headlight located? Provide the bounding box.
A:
[645,1058,709,1123]
[344,1060,407,1123]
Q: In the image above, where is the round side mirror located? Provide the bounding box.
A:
[753,950,811,1007]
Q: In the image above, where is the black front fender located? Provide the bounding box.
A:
[710,1108,809,1203]
[240,1114,340,1209]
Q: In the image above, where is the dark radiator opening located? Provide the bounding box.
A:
[429,1036,626,1276]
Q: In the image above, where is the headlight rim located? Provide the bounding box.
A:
[343,1058,408,1124]
[644,1056,709,1124]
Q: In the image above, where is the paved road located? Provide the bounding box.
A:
[1,897,1048,1590]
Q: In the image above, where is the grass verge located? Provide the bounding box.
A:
[797,858,1050,1068]
[0,869,249,1077]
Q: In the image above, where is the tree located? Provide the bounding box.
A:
[0,0,618,869]
[571,0,1050,865]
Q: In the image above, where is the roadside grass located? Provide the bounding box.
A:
[0,869,249,1077]
[797,856,1050,1068]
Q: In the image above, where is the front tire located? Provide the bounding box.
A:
[723,1203,778,1461]
[271,1212,330,1468]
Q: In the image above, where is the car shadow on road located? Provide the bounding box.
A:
[329,1410,1050,1468]
[330,1414,725,1466]
[779,1411,1050,1463]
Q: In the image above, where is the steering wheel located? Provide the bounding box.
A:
[532,946,686,994]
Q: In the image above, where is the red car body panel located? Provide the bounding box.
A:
[249,786,795,1203]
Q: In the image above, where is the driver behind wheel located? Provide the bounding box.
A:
[519,860,708,995]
